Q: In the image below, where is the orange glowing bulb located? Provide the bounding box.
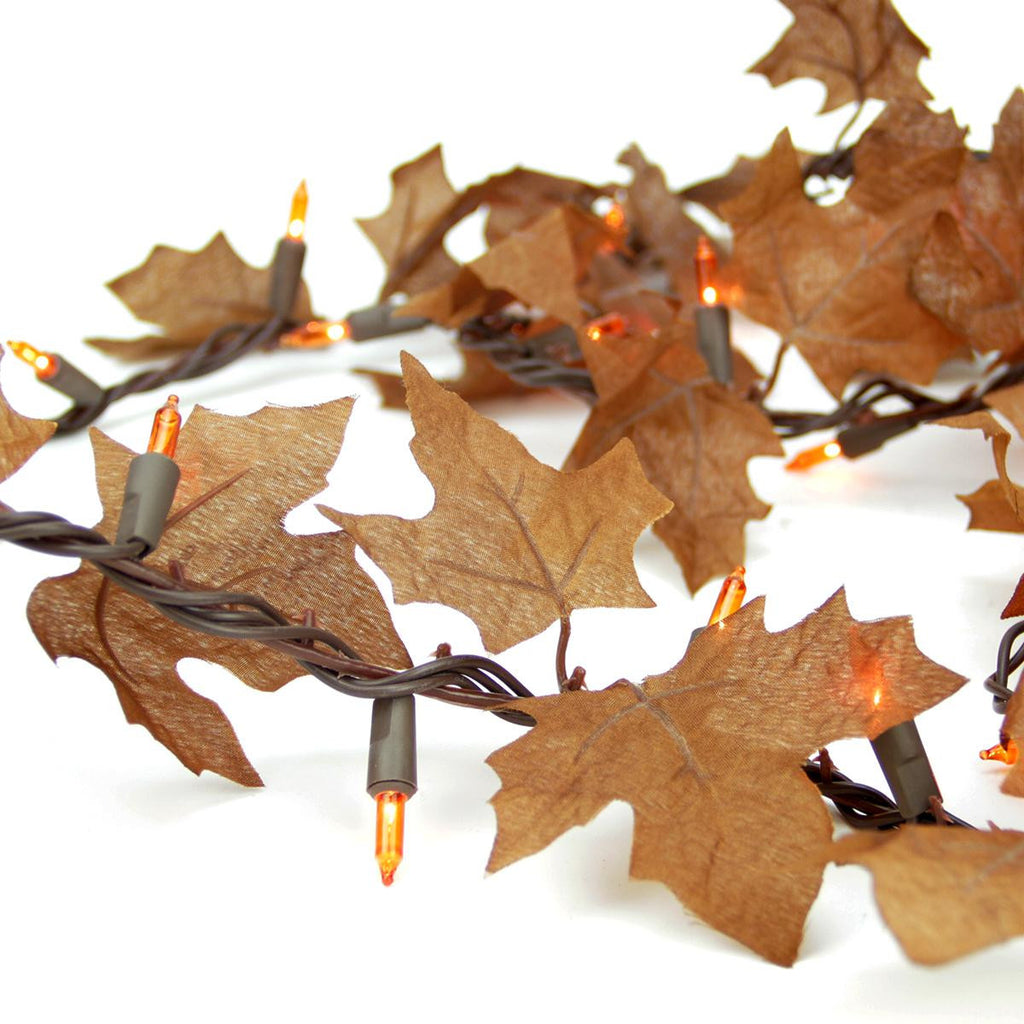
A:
[695,235,718,307]
[872,687,882,709]
[7,340,59,380]
[785,440,843,472]
[583,312,627,344]
[980,739,1019,765]
[375,790,407,886]
[279,319,352,349]
[148,395,182,458]
[708,566,746,627]
[604,201,626,232]
[287,179,308,240]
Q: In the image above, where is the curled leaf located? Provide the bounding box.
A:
[0,350,55,483]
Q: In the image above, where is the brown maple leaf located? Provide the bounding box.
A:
[749,0,931,114]
[564,325,782,593]
[86,232,315,361]
[28,401,408,786]
[912,90,1024,355]
[0,350,55,483]
[367,151,611,301]
[937,411,1024,534]
[721,129,965,397]
[357,347,533,409]
[577,250,680,334]
[356,145,462,299]
[400,205,619,329]
[487,588,966,965]
[322,352,671,656]
[831,826,1024,964]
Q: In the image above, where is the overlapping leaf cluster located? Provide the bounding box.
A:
[5,0,1024,973]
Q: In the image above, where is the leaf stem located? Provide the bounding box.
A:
[555,615,571,692]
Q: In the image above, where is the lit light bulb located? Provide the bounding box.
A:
[708,566,746,627]
[148,395,182,458]
[287,180,308,241]
[279,319,351,349]
[980,739,1019,765]
[604,201,625,232]
[375,790,407,886]
[872,687,882,709]
[7,340,59,380]
[785,440,844,472]
[583,312,627,344]
[695,235,719,307]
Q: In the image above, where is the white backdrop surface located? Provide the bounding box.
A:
[1,2,1023,1021]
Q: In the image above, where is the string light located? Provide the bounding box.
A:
[7,340,58,381]
[603,201,625,233]
[785,440,844,471]
[708,566,746,627]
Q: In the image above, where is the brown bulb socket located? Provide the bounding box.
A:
[115,452,181,555]
[870,720,941,819]
[269,237,306,318]
[695,304,733,385]
[366,696,418,799]
[346,303,431,342]
[49,359,105,409]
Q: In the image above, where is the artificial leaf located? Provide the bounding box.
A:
[401,205,618,329]
[0,350,55,483]
[487,588,966,965]
[749,0,931,114]
[722,130,964,397]
[1002,686,1024,796]
[912,91,1024,354]
[831,826,1024,964]
[28,401,409,785]
[87,232,315,361]
[564,325,782,593]
[618,144,707,302]
[937,411,1024,532]
[357,145,461,299]
[324,352,671,654]
[357,347,533,410]
[847,101,966,218]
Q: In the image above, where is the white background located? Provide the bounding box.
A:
[1,1,1023,1021]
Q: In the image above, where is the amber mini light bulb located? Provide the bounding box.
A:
[280,319,351,349]
[980,738,1019,765]
[583,312,627,344]
[148,395,182,458]
[785,440,844,472]
[695,235,719,306]
[7,340,58,380]
[374,791,408,886]
[708,566,746,628]
[287,180,308,241]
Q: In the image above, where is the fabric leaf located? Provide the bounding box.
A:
[832,826,1024,964]
[323,352,671,654]
[0,350,55,483]
[28,400,409,785]
[487,588,966,965]
[565,325,782,593]
[749,0,931,114]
